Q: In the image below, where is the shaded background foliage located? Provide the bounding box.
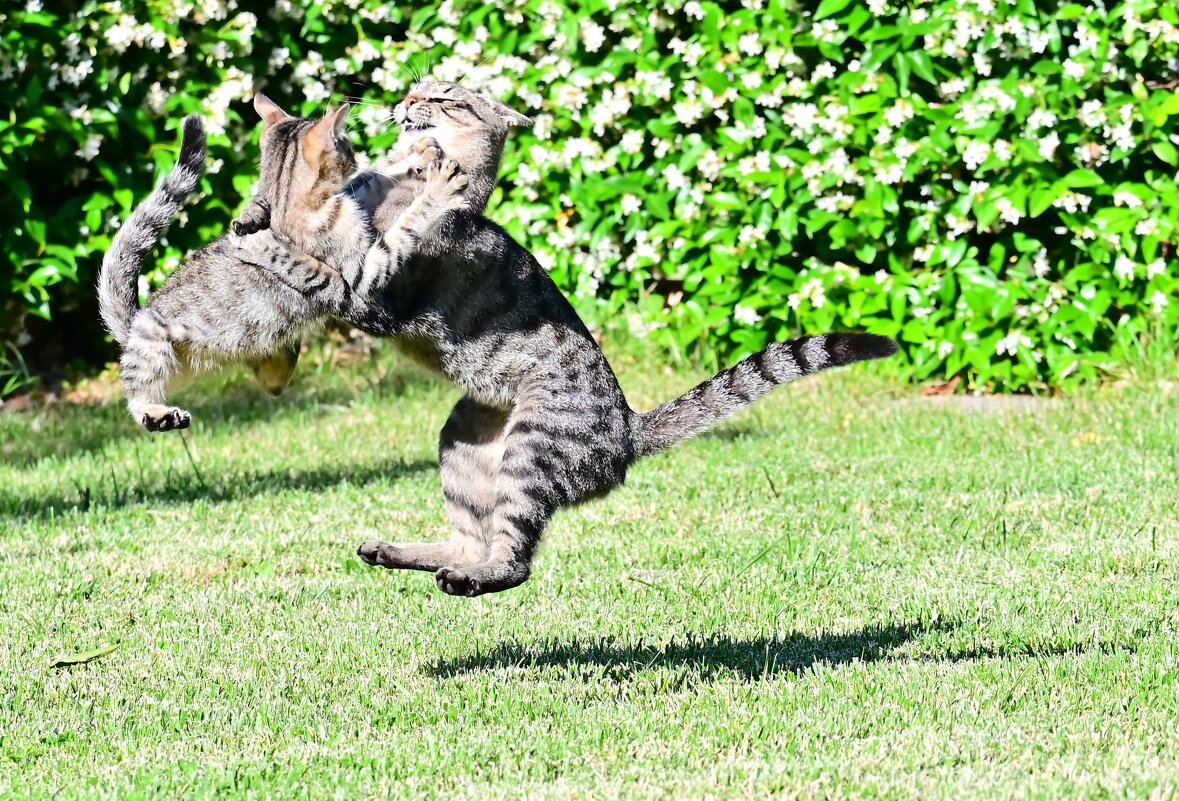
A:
[0,0,1176,393]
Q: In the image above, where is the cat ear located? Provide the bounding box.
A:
[328,103,351,135]
[254,93,290,127]
[495,103,532,128]
[303,105,350,163]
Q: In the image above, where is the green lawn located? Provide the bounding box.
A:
[1,347,1177,800]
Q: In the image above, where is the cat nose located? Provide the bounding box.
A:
[404,95,420,109]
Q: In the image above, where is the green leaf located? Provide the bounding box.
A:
[1152,139,1178,166]
[815,0,853,21]
[908,51,936,84]
[1062,169,1104,189]
[51,642,120,668]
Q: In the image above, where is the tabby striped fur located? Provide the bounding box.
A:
[97,101,466,432]
[250,82,900,597]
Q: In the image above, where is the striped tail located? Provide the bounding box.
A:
[98,114,206,346]
[634,333,897,458]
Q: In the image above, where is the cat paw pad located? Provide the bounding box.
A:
[435,566,482,597]
[140,407,191,432]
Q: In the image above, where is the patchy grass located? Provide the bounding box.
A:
[1,346,1177,800]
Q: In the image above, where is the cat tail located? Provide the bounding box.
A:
[98,114,206,346]
[633,333,897,458]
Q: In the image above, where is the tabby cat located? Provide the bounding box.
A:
[247,81,899,597]
[98,98,468,431]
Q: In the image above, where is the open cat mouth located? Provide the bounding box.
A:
[403,120,433,132]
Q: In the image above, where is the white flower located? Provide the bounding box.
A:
[962,140,991,170]
[1113,255,1136,281]
[940,77,968,98]
[993,139,1013,162]
[76,133,102,160]
[1053,192,1091,214]
[1113,191,1143,208]
[812,62,836,81]
[673,96,705,126]
[620,130,644,155]
[996,198,1023,225]
[741,71,763,90]
[734,304,762,325]
[884,99,914,128]
[663,163,688,191]
[1026,109,1057,130]
[995,331,1033,356]
[1150,291,1168,313]
[1136,218,1158,236]
[1033,249,1050,278]
[799,277,826,308]
[581,21,605,52]
[868,0,888,13]
[1079,100,1105,127]
[739,33,762,56]
[1063,59,1086,79]
[695,149,723,180]
[1147,259,1165,279]
[875,163,904,184]
[1075,141,1109,166]
[938,341,954,358]
[738,225,764,244]
[1038,131,1060,159]
[683,0,705,19]
[620,194,641,215]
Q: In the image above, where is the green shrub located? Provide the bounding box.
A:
[1,0,1176,391]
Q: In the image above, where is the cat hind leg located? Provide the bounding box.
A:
[248,341,300,397]
[357,396,506,578]
[121,311,194,432]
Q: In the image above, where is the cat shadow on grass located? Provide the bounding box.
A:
[429,621,1134,681]
[0,362,438,470]
[0,454,437,522]
[0,363,442,521]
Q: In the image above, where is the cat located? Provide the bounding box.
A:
[245,80,899,597]
[97,98,468,432]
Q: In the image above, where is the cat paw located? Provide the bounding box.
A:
[231,201,271,236]
[357,540,390,567]
[435,565,482,597]
[398,138,442,176]
[409,136,441,156]
[139,405,192,432]
[423,159,469,211]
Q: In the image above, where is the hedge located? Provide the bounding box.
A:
[1,0,1177,392]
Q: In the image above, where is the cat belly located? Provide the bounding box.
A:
[392,333,445,373]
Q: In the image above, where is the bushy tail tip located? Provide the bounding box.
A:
[826,332,898,366]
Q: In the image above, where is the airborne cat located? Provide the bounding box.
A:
[250,80,899,597]
[97,100,468,432]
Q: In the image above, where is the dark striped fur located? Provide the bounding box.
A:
[97,100,466,432]
[291,82,902,597]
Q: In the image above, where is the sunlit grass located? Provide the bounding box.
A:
[2,347,1177,799]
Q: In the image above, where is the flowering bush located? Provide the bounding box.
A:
[1,0,1177,391]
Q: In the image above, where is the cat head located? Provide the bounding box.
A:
[253,93,356,221]
[391,80,531,210]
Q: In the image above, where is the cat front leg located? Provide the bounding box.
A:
[231,198,272,236]
[353,159,470,297]
[382,158,469,246]
[371,136,442,180]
